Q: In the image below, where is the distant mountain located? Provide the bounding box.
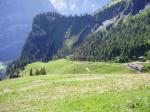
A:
[7,0,150,78]
[0,0,56,61]
[0,62,6,80]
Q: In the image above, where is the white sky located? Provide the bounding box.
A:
[49,0,111,15]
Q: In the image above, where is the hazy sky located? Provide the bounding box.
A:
[49,0,111,15]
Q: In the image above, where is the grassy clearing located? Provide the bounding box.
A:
[0,73,150,112]
[0,60,149,111]
[20,59,135,76]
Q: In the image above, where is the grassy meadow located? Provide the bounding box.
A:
[20,59,135,76]
[0,59,149,112]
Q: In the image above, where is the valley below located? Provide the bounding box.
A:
[0,62,7,80]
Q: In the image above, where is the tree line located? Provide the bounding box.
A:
[29,67,46,76]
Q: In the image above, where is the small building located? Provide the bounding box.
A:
[127,63,145,72]
[138,56,145,62]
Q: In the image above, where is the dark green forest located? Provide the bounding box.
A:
[72,7,150,62]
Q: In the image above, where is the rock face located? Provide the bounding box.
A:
[0,0,56,61]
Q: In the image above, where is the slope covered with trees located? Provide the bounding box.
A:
[73,7,150,62]
[7,0,150,78]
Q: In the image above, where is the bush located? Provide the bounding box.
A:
[115,56,129,63]
[128,97,150,111]
[144,65,150,72]
[145,51,150,60]
[9,69,20,79]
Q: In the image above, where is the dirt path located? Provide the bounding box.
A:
[86,68,91,72]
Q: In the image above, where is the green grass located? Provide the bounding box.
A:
[20,59,135,76]
[0,73,149,112]
[0,59,149,112]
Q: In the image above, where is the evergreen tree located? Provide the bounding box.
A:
[35,69,40,76]
[42,67,46,75]
[29,68,33,76]
[40,67,46,75]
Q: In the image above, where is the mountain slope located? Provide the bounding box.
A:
[7,0,150,77]
[73,6,150,62]
[0,0,56,61]
[21,0,150,62]
[20,13,97,62]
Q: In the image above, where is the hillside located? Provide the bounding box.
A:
[0,0,56,61]
[0,72,149,111]
[73,6,150,62]
[20,59,135,77]
[21,0,150,63]
[7,0,150,77]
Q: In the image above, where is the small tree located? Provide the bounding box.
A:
[40,67,46,75]
[29,68,33,76]
[13,69,20,78]
[35,69,40,76]
[43,67,46,75]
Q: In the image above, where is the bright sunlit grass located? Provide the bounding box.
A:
[0,72,149,111]
[20,59,135,77]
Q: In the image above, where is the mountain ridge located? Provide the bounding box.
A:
[7,0,150,78]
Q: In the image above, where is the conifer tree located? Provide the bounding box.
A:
[29,68,33,76]
[35,69,40,75]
